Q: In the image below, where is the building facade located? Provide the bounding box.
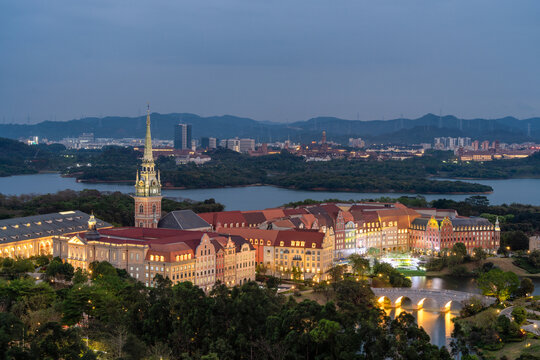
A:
[53,224,255,291]
[409,216,500,255]
[0,211,111,259]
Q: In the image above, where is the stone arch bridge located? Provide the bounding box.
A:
[372,287,495,312]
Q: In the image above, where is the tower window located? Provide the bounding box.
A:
[139,204,144,213]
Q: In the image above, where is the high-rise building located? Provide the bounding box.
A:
[239,138,255,153]
[201,137,217,150]
[133,106,162,228]
[174,123,192,150]
[227,139,240,152]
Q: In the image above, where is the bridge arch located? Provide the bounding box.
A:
[417,297,439,310]
[371,287,495,312]
[395,296,413,308]
[377,296,392,308]
[442,300,464,312]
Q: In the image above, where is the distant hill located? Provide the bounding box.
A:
[1,113,539,144]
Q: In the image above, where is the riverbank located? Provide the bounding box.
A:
[70,177,493,195]
[426,258,540,279]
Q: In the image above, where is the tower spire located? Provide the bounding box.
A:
[133,104,162,228]
[143,104,153,162]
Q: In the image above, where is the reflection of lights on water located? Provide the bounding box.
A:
[385,306,457,348]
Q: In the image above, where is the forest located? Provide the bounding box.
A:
[0,257,452,360]
[0,190,224,226]
[66,148,494,194]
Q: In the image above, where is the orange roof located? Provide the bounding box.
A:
[261,209,286,220]
[223,228,325,249]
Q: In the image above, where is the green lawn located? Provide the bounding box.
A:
[398,269,426,276]
[481,337,540,359]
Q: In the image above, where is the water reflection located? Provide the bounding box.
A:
[410,276,480,294]
[385,306,457,348]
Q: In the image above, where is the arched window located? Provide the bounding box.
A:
[139,204,144,213]
[152,204,156,214]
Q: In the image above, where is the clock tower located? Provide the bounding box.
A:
[133,106,162,228]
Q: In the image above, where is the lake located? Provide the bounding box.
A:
[1,173,540,210]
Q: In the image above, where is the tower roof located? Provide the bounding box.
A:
[143,105,153,162]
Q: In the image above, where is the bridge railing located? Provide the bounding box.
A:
[371,287,494,302]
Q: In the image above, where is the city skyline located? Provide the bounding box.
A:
[2,1,540,123]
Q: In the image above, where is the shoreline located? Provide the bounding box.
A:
[69,177,493,195]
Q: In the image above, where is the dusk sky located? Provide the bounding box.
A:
[1,1,540,124]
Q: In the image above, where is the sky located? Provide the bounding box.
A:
[1,0,540,124]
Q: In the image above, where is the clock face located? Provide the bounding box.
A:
[152,180,156,186]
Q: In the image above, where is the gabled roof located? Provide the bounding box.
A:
[261,209,286,220]
[283,208,309,216]
[242,212,266,226]
[198,211,246,227]
[223,228,325,249]
[158,210,211,230]
[0,211,111,245]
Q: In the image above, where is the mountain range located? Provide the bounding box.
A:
[1,113,539,145]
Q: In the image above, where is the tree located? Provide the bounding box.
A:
[46,257,74,282]
[73,268,89,284]
[326,265,345,284]
[530,250,540,267]
[0,258,34,279]
[372,262,412,288]
[477,268,520,302]
[348,254,370,278]
[472,247,487,263]
[518,277,535,297]
[452,242,467,257]
[0,312,24,358]
[502,231,529,251]
[265,275,281,289]
[256,263,268,275]
[511,306,527,325]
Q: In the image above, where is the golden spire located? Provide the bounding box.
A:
[143,104,154,162]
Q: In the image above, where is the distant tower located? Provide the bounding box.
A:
[321,130,327,144]
[133,105,162,228]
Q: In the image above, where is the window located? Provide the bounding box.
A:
[139,204,144,213]
[152,204,156,214]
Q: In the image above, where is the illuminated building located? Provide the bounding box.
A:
[0,211,110,259]
[133,106,162,228]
